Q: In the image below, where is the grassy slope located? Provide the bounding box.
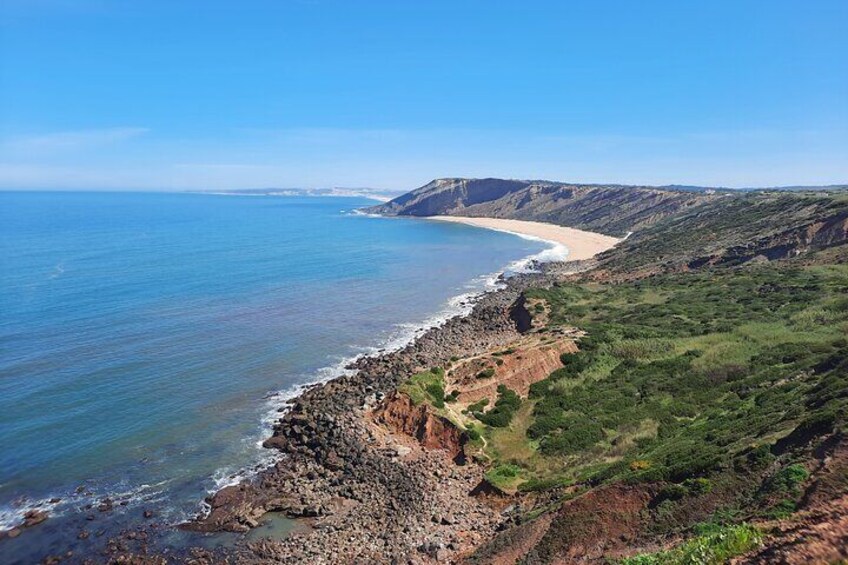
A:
[466,251,847,562]
[389,190,848,562]
[596,191,848,274]
[523,263,847,486]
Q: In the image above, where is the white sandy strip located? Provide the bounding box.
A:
[428,216,621,261]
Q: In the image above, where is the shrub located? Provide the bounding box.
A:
[765,499,797,519]
[426,382,446,409]
[539,415,604,455]
[559,352,589,373]
[657,483,688,502]
[466,398,489,413]
[763,464,809,496]
[400,369,446,409]
[620,523,762,565]
[478,386,521,428]
[684,477,713,495]
[485,464,523,488]
[630,459,651,471]
[735,444,775,473]
[476,367,496,379]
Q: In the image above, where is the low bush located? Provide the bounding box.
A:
[485,463,523,489]
[620,523,762,565]
[539,415,604,456]
[478,385,521,428]
[762,464,809,496]
[684,477,713,495]
[476,367,496,379]
[657,483,688,502]
[400,369,446,409]
[466,398,489,413]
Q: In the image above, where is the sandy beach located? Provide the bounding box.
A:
[428,216,621,261]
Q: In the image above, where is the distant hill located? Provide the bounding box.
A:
[365,178,719,237]
[594,190,848,279]
[365,178,848,238]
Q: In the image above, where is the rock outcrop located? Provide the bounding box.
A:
[373,392,467,463]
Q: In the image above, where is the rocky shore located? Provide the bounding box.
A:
[187,261,592,563]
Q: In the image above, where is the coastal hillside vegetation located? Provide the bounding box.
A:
[383,186,848,562]
[597,190,848,276]
[469,246,848,562]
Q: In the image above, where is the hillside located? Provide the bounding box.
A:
[594,191,848,279]
[370,187,848,563]
[465,252,848,563]
[365,178,718,237]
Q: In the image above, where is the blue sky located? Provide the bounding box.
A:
[1,0,846,190]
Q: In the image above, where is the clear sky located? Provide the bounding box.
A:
[1,0,846,190]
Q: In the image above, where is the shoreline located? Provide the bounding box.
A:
[427,215,621,262]
[203,217,566,511]
[184,217,616,562]
[3,215,616,562]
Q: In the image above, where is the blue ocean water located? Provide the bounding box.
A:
[0,191,549,560]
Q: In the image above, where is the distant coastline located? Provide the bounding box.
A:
[200,187,403,202]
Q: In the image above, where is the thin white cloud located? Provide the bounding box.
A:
[0,127,149,155]
[0,126,845,190]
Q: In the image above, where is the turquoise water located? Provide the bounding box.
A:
[0,191,548,560]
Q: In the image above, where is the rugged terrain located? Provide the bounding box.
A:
[365,178,719,237]
[7,179,847,564]
[191,181,847,564]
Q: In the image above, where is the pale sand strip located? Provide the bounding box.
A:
[428,216,621,261]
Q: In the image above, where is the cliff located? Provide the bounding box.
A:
[365,178,717,237]
[594,191,848,279]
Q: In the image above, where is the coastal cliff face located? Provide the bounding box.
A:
[594,191,848,279]
[449,338,578,404]
[373,392,467,462]
[365,178,716,237]
[367,179,848,267]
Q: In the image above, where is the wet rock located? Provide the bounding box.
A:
[23,509,48,527]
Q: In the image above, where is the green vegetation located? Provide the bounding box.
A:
[760,464,809,497]
[619,523,762,565]
[476,367,496,379]
[465,398,489,414]
[399,367,446,409]
[465,260,846,548]
[519,264,847,486]
[396,188,848,562]
[484,463,524,491]
[477,385,521,427]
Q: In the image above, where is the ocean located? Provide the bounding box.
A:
[0,191,550,561]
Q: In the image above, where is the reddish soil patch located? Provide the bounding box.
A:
[450,338,577,404]
[372,392,466,462]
